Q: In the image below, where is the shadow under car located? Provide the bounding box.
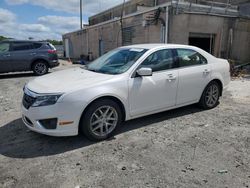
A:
[0,104,204,159]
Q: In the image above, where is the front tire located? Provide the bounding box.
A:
[80,99,122,141]
[199,81,220,109]
[32,61,48,76]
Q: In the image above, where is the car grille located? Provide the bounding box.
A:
[22,93,36,109]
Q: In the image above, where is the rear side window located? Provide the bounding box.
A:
[176,49,207,67]
[0,43,10,53]
[33,43,43,49]
[11,42,33,51]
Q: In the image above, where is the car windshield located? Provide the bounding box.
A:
[85,48,148,74]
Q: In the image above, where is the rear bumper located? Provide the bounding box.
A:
[49,60,60,68]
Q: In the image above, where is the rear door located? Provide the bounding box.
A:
[175,48,211,105]
[0,42,12,73]
[9,42,34,71]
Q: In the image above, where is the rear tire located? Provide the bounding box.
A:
[32,61,48,76]
[80,99,122,141]
[199,81,220,109]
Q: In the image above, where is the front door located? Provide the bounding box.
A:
[0,42,12,73]
[129,48,179,117]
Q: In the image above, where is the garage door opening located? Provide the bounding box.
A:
[189,33,215,54]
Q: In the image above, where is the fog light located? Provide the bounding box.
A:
[23,116,33,127]
[38,118,57,129]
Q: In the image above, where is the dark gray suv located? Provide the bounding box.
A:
[0,40,59,75]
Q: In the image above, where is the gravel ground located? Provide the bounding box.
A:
[0,61,250,188]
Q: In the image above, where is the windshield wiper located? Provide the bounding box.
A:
[85,66,115,75]
[86,68,101,73]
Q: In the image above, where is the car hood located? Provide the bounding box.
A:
[26,67,115,93]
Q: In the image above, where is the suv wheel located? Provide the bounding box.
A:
[32,61,48,76]
[80,99,122,141]
[199,81,220,109]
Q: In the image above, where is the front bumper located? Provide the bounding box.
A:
[21,102,82,137]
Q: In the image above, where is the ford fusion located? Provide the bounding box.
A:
[22,44,230,141]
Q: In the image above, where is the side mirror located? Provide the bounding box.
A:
[136,67,152,77]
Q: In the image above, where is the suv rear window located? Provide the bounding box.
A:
[47,43,56,50]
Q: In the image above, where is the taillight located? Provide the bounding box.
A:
[48,49,57,54]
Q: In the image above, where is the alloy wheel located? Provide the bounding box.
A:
[34,63,47,75]
[90,105,118,137]
[205,84,219,107]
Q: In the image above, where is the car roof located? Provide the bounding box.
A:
[122,43,214,59]
[1,40,47,43]
[123,43,200,50]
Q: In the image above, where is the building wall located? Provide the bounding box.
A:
[168,14,226,57]
[168,13,250,62]
[64,9,163,59]
[231,18,250,62]
[88,0,248,26]
[63,30,87,59]
[89,0,158,25]
[63,6,250,63]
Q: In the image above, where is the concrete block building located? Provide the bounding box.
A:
[63,0,250,63]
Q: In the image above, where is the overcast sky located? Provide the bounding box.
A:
[0,0,126,40]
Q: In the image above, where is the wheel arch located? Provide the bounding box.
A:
[200,78,223,101]
[79,95,127,129]
[31,58,49,69]
[210,78,223,96]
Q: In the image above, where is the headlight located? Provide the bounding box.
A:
[32,94,62,107]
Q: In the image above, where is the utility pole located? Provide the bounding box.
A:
[80,0,83,29]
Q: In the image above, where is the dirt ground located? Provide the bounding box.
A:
[0,61,250,188]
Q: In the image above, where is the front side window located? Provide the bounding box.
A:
[139,49,175,72]
[86,48,148,74]
[11,42,33,51]
[177,49,207,67]
[0,43,10,53]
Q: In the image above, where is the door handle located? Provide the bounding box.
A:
[203,69,210,74]
[30,52,36,55]
[167,74,176,82]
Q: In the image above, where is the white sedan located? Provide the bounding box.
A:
[22,44,230,141]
